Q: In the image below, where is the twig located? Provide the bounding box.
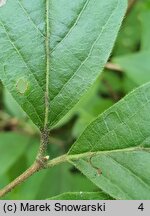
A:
[127,0,137,15]
[37,129,49,159]
[102,79,120,102]
[105,1,137,74]
[0,130,50,198]
[0,154,67,198]
[105,62,122,72]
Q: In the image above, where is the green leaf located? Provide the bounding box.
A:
[113,9,150,87]
[122,75,137,94]
[113,51,150,86]
[68,82,150,200]
[113,1,141,56]
[0,133,30,178]
[71,78,113,138]
[36,163,97,199]
[0,0,127,129]
[4,88,26,119]
[140,11,150,51]
[48,192,112,200]
[73,97,113,138]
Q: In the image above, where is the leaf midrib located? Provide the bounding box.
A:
[44,0,50,129]
[68,146,150,160]
[69,148,150,199]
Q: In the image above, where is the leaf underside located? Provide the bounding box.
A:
[0,0,127,129]
[68,82,150,200]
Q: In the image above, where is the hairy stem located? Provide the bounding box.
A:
[1,145,149,198]
[0,129,50,199]
[46,154,68,168]
[0,152,67,199]
[0,154,67,198]
[37,129,50,159]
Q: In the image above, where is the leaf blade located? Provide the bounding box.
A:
[0,0,127,128]
[68,82,150,199]
[49,0,127,126]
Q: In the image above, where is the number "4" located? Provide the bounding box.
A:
[138,203,144,212]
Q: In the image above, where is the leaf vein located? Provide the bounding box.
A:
[44,0,50,128]
[50,0,90,53]
[3,66,43,124]
[17,0,45,38]
[50,0,119,124]
[0,20,45,94]
[107,154,150,191]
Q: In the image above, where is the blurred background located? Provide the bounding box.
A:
[0,0,150,199]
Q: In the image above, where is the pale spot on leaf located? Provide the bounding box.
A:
[16,79,28,94]
[0,0,7,7]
